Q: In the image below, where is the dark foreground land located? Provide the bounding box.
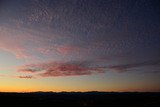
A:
[0,92,160,107]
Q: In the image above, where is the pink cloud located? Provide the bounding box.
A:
[17,59,160,78]
[18,61,105,77]
[0,25,83,61]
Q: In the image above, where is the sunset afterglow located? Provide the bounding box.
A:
[0,0,160,92]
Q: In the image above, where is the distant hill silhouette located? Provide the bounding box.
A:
[0,92,159,107]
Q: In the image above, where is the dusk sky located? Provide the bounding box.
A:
[0,0,160,92]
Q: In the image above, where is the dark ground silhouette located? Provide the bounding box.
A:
[0,92,160,107]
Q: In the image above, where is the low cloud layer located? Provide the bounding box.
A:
[17,60,160,78]
[18,61,104,77]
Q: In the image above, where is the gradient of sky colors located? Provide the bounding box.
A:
[0,0,160,92]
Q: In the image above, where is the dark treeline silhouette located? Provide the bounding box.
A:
[0,92,160,107]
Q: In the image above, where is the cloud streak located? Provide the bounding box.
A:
[108,60,160,72]
[0,73,34,79]
[17,75,34,79]
[18,61,104,77]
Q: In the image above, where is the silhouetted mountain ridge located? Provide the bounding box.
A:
[0,92,159,107]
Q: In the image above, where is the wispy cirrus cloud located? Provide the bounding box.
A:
[0,25,59,60]
[0,26,29,59]
[0,25,85,62]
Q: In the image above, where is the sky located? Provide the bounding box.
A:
[0,0,160,92]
